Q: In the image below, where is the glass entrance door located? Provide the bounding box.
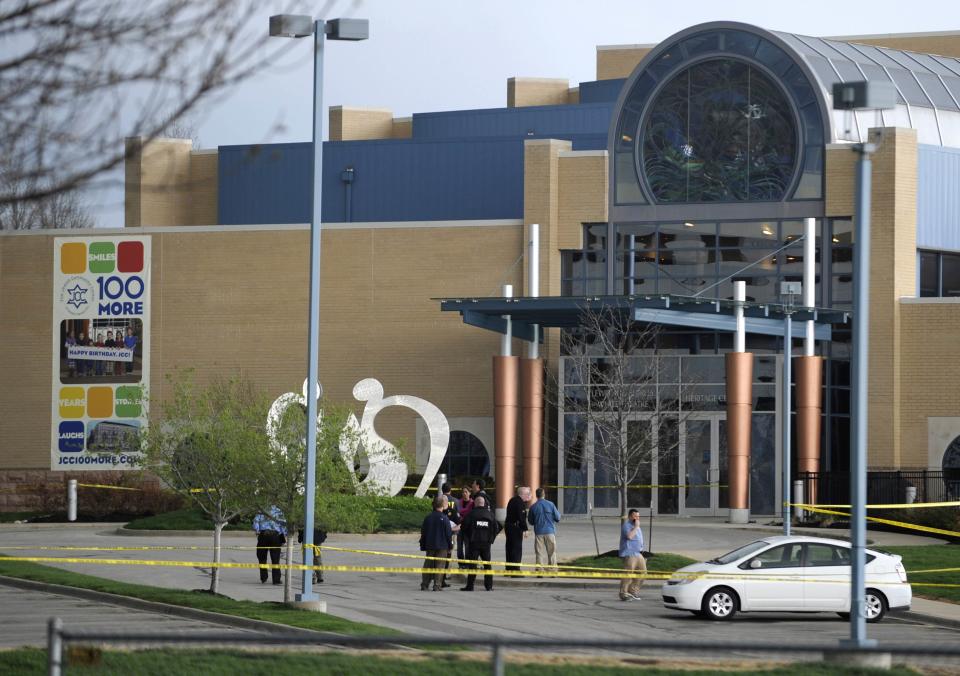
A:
[680,414,727,516]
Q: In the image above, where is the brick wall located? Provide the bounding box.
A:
[507,78,570,107]
[596,45,653,80]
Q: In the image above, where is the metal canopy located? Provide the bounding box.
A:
[438,294,849,342]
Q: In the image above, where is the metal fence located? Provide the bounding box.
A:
[45,617,960,676]
[798,470,959,506]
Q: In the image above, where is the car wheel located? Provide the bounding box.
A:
[864,589,887,623]
[701,587,738,621]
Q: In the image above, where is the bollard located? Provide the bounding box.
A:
[905,485,917,504]
[47,617,63,676]
[436,473,447,494]
[491,639,504,676]
[793,480,804,522]
[67,480,77,522]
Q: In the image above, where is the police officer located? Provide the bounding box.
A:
[504,486,531,572]
[440,483,461,588]
[459,494,501,591]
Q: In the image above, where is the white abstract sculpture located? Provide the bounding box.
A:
[266,378,449,498]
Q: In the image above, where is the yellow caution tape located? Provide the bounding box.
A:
[796,504,960,539]
[76,483,142,491]
[0,555,940,586]
[791,501,960,510]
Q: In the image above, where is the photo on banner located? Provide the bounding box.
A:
[51,236,151,470]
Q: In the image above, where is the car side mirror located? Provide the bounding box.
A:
[749,559,762,569]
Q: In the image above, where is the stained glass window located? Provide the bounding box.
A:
[641,59,798,203]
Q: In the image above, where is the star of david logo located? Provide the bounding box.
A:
[66,283,89,310]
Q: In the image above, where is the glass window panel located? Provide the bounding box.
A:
[718,419,729,508]
[943,253,960,296]
[684,419,712,507]
[832,273,853,307]
[617,106,642,151]
[793,145,824,199]
[857,64,905,104]
[754,385,776,412]
[750,413,777,514]
[615,150,646,204]
[782,64,817,108]
[906,52,958,78]
[682,386,727,411]
[626,419,653,509]
[716,274,779,304]
[798,36,847,60]
[646,48,684,81]
[826,39,874,64]
[831,219,853,246]
[941,76,960,105]
[887,68,930,105]
[833,59,866,83]
[931,55,960,78]
[659,221,717,249]
[563,415,587,514]
[681,355,726,384]
[657,356,680,384]
[585,278,607,295]
[593,426,619,509]
[915,72,959,110]
[657,416,679,514]
[584,251,606,276]
[619,275,657,295]
[852,44,902,69]
[721,30,760,58]
[616,224,656,251]
[563,386,588,412]
[753,543,803,568]
[806,56,841,89]
[586,224,607,250]
[756,356,777,383]
[754,40,794,76]
[681,32,720,57]
[799,103,825,146]
[919,251,939,297]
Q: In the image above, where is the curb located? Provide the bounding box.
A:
[895,610,960,631]
[0,574,341,638]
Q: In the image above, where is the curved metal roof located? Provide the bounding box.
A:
[772,31,960,146]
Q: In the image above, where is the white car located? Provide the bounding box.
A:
[662,535,911,622]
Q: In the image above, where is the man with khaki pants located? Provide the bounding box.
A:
[619,508,646,600]
[527,487,561,574]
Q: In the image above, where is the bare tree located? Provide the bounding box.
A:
[555,305,694,518]
[0,181,92,229]
[0,0,311,207]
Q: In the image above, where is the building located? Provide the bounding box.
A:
[2,21,960,518]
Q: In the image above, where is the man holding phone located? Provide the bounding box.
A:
[619,508,646,601]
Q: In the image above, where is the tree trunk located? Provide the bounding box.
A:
[620,483,628,519]
[283,535,294,603]
[211,521,223,594]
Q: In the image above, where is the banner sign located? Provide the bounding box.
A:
[66,346,135,362]
[51,236,150,470]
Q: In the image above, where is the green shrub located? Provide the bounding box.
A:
[872,506,959,542]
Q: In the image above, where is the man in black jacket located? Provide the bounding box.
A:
[504,486,531,572]
[419,494,458,591]
[440,483,461,588]
[459,494,501,591]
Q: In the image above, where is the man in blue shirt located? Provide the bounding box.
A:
[527,487,561,574]
[619,508,646,601]
[419,494,459,591]
[253,506,286,585]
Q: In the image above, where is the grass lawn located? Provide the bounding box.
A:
[0,648,920,676]
[565,551,698,576]
[0,555,391,636]
[884,545,960,604]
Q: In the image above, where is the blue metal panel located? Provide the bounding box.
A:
[412,103,613,140]
[917,144,960,251]
[219,138,527,224]
[634,309,833,341]
[578,79,626,104]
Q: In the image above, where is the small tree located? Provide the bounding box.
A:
[255,397,357,603]
[556,305,694,517]
[139,374,267,594]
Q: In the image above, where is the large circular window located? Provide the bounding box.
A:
[641,58,798,203]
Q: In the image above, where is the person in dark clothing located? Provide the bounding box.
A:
[470,478,491,506]
[459,494,501,591]
[504,486,531,572]
[297,527,328,584]
[253,507,286,585]
[440,483,461,588]
[456,487,473,563]
[419,494,458,591]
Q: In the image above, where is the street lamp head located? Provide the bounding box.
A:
[269,14,314,38]
[325,18,369,41]
[832,81,898,111]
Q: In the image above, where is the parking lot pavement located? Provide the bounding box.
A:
[0,585,256,649]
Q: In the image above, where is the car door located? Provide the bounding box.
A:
[803,543,850,611]
[738,542,804,610]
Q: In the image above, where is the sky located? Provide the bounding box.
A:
[90,0,960,227]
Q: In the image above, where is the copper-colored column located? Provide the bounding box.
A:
[795,356,823,505]
[520,357,544,491]
[726,352,754,522]
[493,355,520,515]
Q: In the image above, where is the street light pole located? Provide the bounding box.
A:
[779,281,800,536]
[269,14,368,606]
